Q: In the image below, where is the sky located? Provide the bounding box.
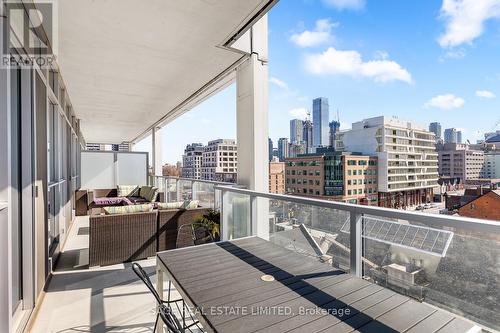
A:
[136,0,500,164]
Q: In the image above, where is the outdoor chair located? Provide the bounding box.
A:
[132,263,202,333]
[176,223,214,248]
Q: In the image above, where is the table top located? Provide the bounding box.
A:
[157,236,478,333]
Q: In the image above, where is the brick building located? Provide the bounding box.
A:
[458,190,500,221]
[269,160,285,194]
[285,149,378,205]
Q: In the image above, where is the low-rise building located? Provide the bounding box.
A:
[458,190,500,221]
[285,149,378,205]
[269,159,285,194]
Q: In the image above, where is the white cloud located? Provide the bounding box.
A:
[438,0,500,48]
[476,90,496,98]
[290,19,338,48]
[424,94,465,109]
[305,47,413,84]
[288,108,309,120]
[269,77,289,90]
[439,48,466,62]
[322,0,365,10]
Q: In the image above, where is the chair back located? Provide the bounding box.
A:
[132,263,183,332]
[191,225,214,245]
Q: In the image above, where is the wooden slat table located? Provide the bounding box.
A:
[156,236,480,333]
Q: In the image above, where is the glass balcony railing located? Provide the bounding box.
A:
[215,185,500,331]
[149,176,236,209]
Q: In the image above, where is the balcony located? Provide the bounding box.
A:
[28,175,499,332]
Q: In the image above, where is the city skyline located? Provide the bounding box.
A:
[136,0,500,164]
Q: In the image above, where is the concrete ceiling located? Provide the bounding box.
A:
[56,0,274,143]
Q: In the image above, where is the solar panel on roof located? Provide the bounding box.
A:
[340,216,454,257]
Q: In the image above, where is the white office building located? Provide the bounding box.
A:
[340,116,439,208]
[182,143,205,179]
[482,153,500,179]
[201,139,238,182]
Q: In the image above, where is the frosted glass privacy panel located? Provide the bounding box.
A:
[117,153,148,186]
[81,152,115,189]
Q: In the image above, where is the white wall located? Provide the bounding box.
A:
[81,151,148,189]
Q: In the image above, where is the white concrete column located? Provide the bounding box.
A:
[151,126,163,177]
[236,15,269,239]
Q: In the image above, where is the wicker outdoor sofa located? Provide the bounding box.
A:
[89,207,210,267]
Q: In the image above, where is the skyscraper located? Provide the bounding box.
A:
[290,119,304,144]
[268,138,273,162]
[444,128,458,144]
[457,131,463,144]
[313,97,329,147]
[277,138,289,161]
[429,122,442,141]
[303,119,313,153]
[329,120,340,148]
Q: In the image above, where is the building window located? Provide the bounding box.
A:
[348,190,352,195]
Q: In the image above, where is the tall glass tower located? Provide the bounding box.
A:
[289,119,304,144]
[313,97,329,147]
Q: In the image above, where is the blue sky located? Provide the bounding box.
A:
[137,0,500,164]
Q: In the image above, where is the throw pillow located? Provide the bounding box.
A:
[139,186,153,200]
[103,204,153,215]
[117,185,139,197]
[183,200,199,209]
[147,187,159,202]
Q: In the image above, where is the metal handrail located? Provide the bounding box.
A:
[153,176,234,186]
[214,185,500,234]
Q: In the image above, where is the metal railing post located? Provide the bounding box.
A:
[250,194,256,237]
[220,188,229,241]
[162,177,167,203]
[350,212,363,278]
[176,179,181,202]
[192,180,198,201]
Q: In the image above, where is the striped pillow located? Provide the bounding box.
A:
[103,204,153,215]
[157,202,184,210]
[183,200,199,209]
[117,185,139,197]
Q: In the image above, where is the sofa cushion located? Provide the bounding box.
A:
[117,185,139,197]
[103,203,153,215]
[139,186,158,202]
[157,201,184,210]
[183,200,199,209]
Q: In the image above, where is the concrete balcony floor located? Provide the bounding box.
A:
[29,216,201,333]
